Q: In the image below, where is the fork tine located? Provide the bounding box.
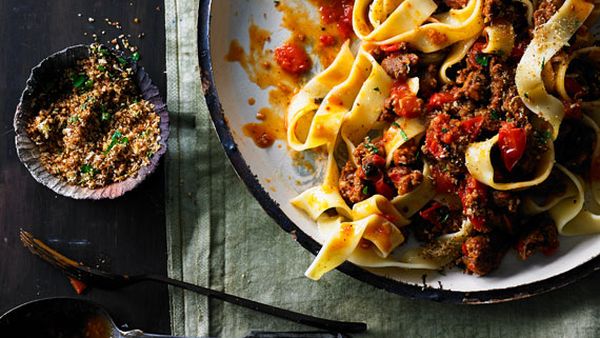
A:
[20,230,90,280]
[19,230,130,289]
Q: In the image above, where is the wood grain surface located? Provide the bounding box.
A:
[0,0,170,334]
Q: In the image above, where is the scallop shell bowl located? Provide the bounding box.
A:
[13,45,169,199]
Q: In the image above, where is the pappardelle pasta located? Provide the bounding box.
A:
[286,0,600,279]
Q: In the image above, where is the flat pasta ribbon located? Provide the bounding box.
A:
[515,0,594,139]
[382,115,426,166]
[439,37,477,84]
[555,46,600,102]
[287,41,355,152]
[482,22,514,56]
[354,0,484,53]
[465,134,555,190]
[305,206,406,280]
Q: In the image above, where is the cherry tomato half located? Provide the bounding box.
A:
[498,122,527,172]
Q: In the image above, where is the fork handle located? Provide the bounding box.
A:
[143,274,366,334]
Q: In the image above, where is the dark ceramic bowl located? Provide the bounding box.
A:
[14,45,169,199]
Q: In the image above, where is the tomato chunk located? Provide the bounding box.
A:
[460,115,484,137]
[274,43,312,75]
[375,177,394,199]
[380,43,406,53]
[389,82,423,118]
[498,122,527,172]
[419,202,446,228]
[426,92,455,111]
[319,0,354,39]
[430,165,456,193]
[459,175,489,232]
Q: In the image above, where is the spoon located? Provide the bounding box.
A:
[0,297,184,338]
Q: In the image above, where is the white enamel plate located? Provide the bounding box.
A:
[199,0,600,303]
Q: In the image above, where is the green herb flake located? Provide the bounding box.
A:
[391,121,400,128]
[373,87,380,92]
[68,115,80,124]
[71,73,88,88]
[365,143,379,154]
[97,65,106,72]
[475,54,490,67]
[490,109,500,121]
[541,57,546,72]
[131,52,140,62]
[80,164,94,174]
[84,78,94,90]
[440,211,450,224]
[398,127,409,142]
[362,186,369,195]
[441,128,448,133]
[104,130,127,154]
[100,105,111,121]
[524,92,530,99]
[117,56,128,65]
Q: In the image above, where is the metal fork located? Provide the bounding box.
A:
[19,230,367,334]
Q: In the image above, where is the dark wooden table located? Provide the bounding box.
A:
[0,1,171,334]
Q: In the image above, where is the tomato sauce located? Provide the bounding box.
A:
[317,0,355,40]
[274,43,312,75]
[242,108,286,148]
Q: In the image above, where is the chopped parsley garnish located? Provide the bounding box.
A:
[364,143,379,154]
[441,128,448,133]
[104,130,129,154]
[440,211,450,224]
[534,129,552,145]
[84,78,94,90]
[524,92,530,99]
[373,87,380,92]
[117,56,128,65]
[398,127,409,141]
[541,57,546,72]
[475,54,490,67]
[362,186,369,195]
[68,115,80,124]
[392,121,400,128]
[80,164,95,174]
[131,52,140,62]
[490,109,500,121]
[97,65,106,72]
[100,106,111,121]
[72,73,88,88]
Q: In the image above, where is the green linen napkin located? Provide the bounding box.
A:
[165,1,600,337]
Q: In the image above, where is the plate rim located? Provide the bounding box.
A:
[198,0,600,304]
